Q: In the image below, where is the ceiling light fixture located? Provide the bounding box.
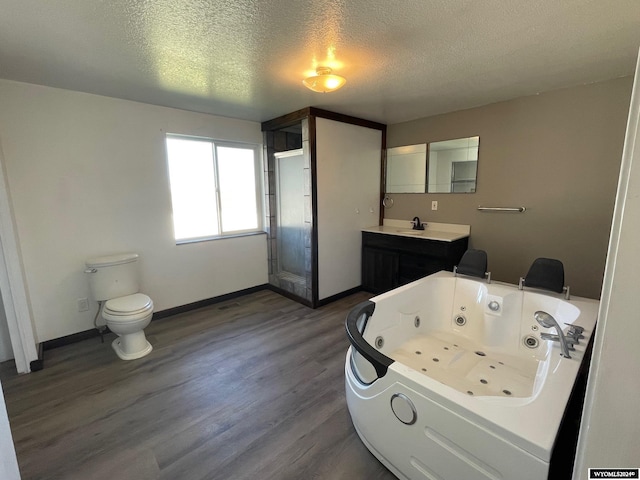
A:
[303,66,346,93]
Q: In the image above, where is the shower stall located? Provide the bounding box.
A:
[263,119,313,304]
[262,108,385,307]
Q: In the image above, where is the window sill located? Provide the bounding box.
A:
[176,230,266,245]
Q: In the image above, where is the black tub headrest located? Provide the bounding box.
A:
[524,258,565,293]
[455,249,488,278]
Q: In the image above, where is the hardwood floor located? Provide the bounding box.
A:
[0,289,396,480]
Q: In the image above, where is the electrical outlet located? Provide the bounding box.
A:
[77,298,89,312]
[432,201,438,211]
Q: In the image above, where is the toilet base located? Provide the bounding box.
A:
[112,336,153,360]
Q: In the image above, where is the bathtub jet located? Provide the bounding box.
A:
[345,270,599,480]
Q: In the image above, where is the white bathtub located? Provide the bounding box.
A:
[345,271,599,480]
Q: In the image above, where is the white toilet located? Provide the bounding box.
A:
[85,253,154,360]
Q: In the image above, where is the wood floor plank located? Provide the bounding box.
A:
[0,290,395,480]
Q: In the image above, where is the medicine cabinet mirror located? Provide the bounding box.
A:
[385,136,479,194]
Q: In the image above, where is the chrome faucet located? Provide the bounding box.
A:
[534,311,572,358]
[540,333,577,348]
[412,216,425,230]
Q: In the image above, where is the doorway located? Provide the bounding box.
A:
[0,136,37,373]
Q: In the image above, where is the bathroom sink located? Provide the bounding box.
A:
[396,229,424,236]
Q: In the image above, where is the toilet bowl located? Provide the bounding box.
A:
[85,253,154,361]
[102,293,154,360]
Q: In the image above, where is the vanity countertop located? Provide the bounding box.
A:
[362,219,470,242]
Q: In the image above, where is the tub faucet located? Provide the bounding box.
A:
[534,311,571,359]
[412,216,425,230]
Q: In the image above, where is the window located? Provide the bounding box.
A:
[165,134,262,242]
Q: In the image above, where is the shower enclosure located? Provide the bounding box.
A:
[263,119,314,304]
[262,108,385,307]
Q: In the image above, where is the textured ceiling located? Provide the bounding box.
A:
[0,0,639,124]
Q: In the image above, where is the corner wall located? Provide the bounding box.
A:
[573,55,640,478]
[386,77,633,298]
[0,80,268,342]
[316,118,382,300]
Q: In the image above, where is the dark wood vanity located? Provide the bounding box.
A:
[361,230,468,294]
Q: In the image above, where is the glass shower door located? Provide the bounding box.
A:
[274,149,306,283]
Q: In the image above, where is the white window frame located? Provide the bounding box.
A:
[165,133,264,244]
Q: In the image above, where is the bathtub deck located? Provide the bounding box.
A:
[390,331,540,397]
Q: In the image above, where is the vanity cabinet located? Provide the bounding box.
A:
[362,246,400,293]
[361,231,468,294]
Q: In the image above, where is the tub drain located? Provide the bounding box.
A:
[375,336,384,349]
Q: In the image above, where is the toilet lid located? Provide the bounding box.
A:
[104,293,152,315]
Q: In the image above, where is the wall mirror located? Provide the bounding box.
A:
[385,143,427,193]
[385,136,479,194]
[427,136,479,193]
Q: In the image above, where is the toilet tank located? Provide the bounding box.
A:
[85,253,140,301]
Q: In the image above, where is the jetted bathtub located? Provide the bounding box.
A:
[345,270,599,480]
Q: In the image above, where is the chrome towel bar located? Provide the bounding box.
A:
[477,206,526,213]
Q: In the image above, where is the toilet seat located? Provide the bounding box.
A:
[103,293,153,322]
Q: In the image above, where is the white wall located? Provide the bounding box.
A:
[0,80,268,342]
[573,54,640,477]
[316,118,382,300]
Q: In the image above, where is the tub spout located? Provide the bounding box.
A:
[534,311,572,359]
[540,333,576,350]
